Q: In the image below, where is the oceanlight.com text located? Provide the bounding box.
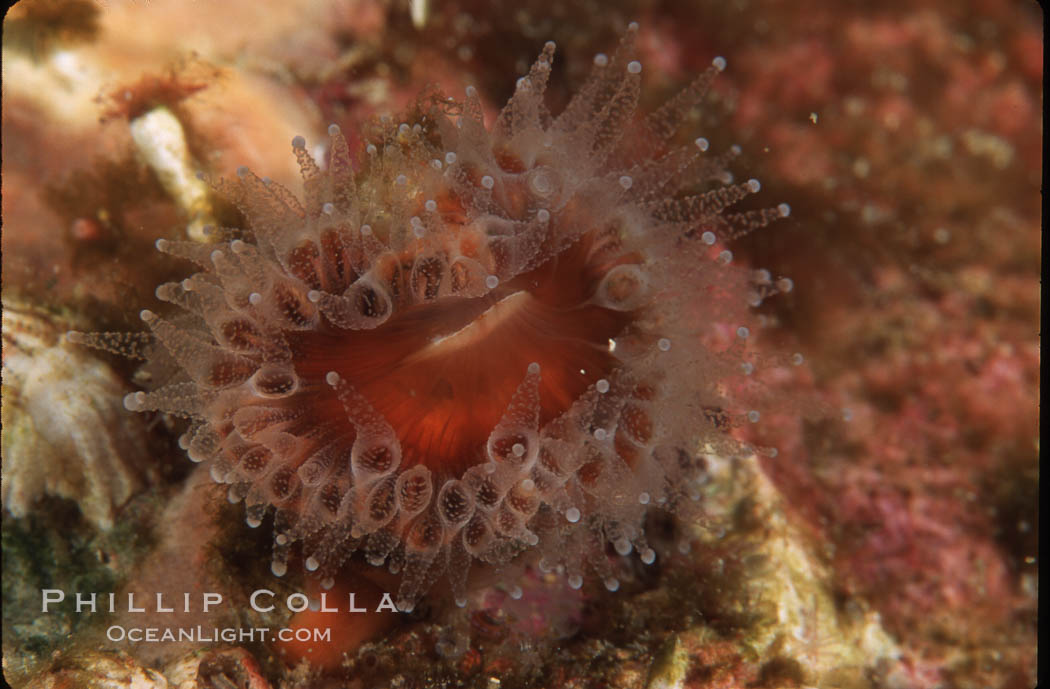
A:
[105,625,331,644]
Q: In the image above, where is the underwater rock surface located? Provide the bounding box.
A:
[2,1,1037,688]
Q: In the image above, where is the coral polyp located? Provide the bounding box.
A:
[75,26,789,611]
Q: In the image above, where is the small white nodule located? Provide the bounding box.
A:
[614,538,632,556]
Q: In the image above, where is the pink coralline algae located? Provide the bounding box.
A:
[74,27,790,614]
[676,1,1039,680]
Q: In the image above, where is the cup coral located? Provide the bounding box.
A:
[3,300,152,531]
[73,25,790,612]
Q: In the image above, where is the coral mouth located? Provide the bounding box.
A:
[421,289,532,354]
[291,244,629,477]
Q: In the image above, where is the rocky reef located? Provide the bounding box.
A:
[2,1,1037,688]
